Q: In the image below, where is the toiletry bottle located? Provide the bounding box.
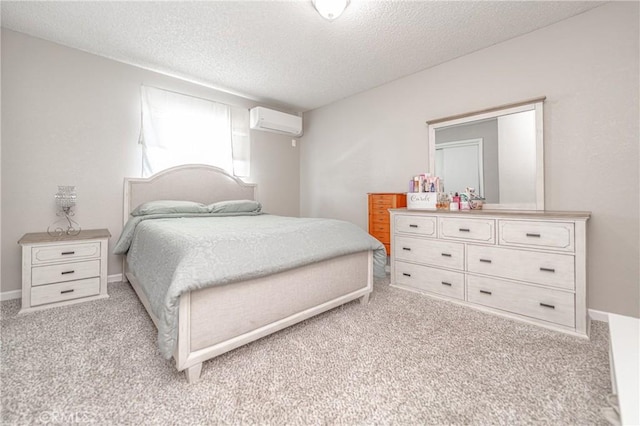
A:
[451,192,460,211]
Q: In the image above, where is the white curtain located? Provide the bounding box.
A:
[231,107,251,178]
[141,86,246,177]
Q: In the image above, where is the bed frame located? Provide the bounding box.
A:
[122,164,374,383]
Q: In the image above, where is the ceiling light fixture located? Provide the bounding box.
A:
[312,0,350,21]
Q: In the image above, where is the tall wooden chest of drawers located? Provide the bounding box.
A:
[368,193,407,255]
[389,209,590,337]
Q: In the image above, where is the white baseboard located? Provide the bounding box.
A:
[107,273,123,283]
[589,309,610,322]
[0,289,21,301]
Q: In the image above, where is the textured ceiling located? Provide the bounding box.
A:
[1,1,604,112]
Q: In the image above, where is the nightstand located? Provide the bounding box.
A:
[18,229,110,313]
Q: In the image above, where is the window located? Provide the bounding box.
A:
[140,86,250,177]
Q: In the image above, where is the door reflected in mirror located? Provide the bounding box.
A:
[435,138,485,200]
[428,98,544,210]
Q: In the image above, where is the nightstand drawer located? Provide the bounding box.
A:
[468,275,575,327]
[32,242,101,264]
[439,217,495,243]
[31,260,101,286]
[30,277,100,306]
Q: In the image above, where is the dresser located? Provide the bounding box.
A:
[368,193,407,255]
[18,229,110,313]
[389,209,590,337]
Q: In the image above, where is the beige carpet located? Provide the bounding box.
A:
[1,277,610,425]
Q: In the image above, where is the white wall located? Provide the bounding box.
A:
[1,29,300,294]
[300,3,640,317]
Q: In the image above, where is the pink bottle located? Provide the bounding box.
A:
[450,192,460,211]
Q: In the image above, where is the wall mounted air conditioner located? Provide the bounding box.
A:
[249,107,303,137]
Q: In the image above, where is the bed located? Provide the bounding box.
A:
[117,164,385,383]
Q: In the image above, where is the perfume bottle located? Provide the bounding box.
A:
[450,192,460,211]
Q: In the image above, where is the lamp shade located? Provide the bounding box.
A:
[48,185,81,236]
[312,0,349,21]
[55,185,77,209]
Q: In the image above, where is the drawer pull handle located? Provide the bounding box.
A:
[540,303,555,309]
[480,290,492,295]
[479,259,492,263]
[526,233,541,238]
[61,251,75,255]
[409,224,418,228]
[61,270,75,275]
[402,247,411,251]
[402,273,411,277]
[459,228,470,232]
[539,267,556,273]
[60,289,74,294]
[441,281,452,287]
[441,253,452,257]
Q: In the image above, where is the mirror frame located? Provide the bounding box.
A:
[427,97,546,210]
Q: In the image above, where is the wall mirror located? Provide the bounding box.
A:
[427,97,545,210]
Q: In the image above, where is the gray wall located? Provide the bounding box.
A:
[300,3,640,317]
[1,29,300,294]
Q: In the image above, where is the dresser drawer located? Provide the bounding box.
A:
[395,262,464,300]
[468,276,575,328]
[467,245,575,290]
[32,242,101,264]
[395,236,464,270]
[439,217,495,243]
[370,222,390,234]
[30,277,100,307]
[31,260,101,286]
[499,220,575,252]
[370,214,390,225]
[394,215,436,237]
[370,207,390,218]
[369,195,394,208]
[371,230,390,244]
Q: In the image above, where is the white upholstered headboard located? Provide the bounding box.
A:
[123,164,257,225]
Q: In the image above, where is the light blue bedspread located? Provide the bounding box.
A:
[114,213,386,358]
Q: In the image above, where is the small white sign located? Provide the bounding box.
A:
[407,192,437,210]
